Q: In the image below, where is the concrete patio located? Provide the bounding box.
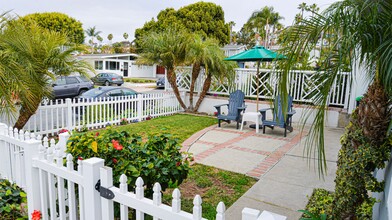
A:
[182,122,343,219]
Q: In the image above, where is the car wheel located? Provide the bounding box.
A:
[117,84,122,86]
[79,89,87,95]
[105,81,110,86]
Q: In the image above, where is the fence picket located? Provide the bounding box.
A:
[120,174,129,220]
[216,202,225,220]
[172,188,181,213]
[56,151,67,220]
[47,147,57,220]
[193,195,202,220]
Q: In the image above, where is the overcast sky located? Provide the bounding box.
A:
[1,0,337,43]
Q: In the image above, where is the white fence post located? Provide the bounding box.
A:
[82,157,105,220]
[56,132,70,157]
[0,123,9,179]
[66,98,73,131]
[242,208,260,220]
[24,138,42,219]
[137,94,143,122]
[100,167,114,220]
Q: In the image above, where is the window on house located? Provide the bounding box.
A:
[94,61,103,70]
[105,61,120,70]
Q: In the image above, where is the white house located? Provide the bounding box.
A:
[222,44,247,57]
[79,53,158,78]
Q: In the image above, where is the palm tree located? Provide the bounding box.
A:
[85,26,101,49]
[138,28,188,109]
[186,35,236,112]
[138,28,236,112]
[1,18,93,129]
[107,33,113,45]
[297,2,308,19]
[278,0,392,218]
[123,32,128,41]
[246,6,284,47]
[228,21,236,44]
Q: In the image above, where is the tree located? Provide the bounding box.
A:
[135,2,230,49]
[19,12,85,44]
[238,6,283,48]
[97,35,103,46]
[138,28,236,112]
[123,32,128,40]
[228,21,236,44]
[85,26,101,47]
[278,0,392,218]
[107,33,113,44]
[0,16,93,129]
[297,2,308,19]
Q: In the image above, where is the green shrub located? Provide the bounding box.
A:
[302,188,333,219]
[0,179,27,219]
[66,127,191,197]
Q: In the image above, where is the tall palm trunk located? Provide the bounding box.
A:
[167,69,187,110]
[14,99,41,130]
[194,74,212,111]
[187,63,201,112]
[332,81,391,219]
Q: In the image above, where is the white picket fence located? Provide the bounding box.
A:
[1,92,183,136]
[0,124,286,220]
[167,67,351,108]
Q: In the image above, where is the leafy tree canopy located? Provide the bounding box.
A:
[18,12,85,44]
[134,2,230,50]
[236,6,283,49]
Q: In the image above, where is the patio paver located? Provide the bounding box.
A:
[183,122,344,220]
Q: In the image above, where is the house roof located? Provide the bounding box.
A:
[78,53,139,59]
[222,44,247,50]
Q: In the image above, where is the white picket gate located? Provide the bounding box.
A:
[13,92,184,136]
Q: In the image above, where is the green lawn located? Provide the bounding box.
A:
[162,164,257,219]
[124,78,156,83]
[116,114,217,143]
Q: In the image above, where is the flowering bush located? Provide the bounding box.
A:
[31,210,41,220]
[58,128,69,134]
[120,118,128,125]
[66,127,191,197]
[0,179,27,219]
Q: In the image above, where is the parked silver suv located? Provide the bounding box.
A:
[51,75,94,99]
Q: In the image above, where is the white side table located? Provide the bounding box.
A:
[241,112,261,133]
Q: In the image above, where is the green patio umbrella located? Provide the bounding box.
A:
[224,45,285,110]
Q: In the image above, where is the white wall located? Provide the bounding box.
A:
[188,95,341,128]
[372,151,392,220]
[129,62,156,78]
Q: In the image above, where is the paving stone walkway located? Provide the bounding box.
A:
[182,122,344,219]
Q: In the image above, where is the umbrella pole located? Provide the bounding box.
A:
[256,61,260,110]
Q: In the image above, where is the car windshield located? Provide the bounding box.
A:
[80,89,105,98]
[78,76,91,82]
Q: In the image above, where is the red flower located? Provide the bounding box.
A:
[111,139,123,150]
[32,210,41,220]
[112,158,118,164]
[59,129,69,134]
[176,161,181,167]
[95,132,99,137]
[78,156,83,160]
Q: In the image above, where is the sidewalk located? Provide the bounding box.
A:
[182,122,343,219]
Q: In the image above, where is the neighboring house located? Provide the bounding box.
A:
[222,44,247,68]
[222,44,247,57]
[79,53,157,78]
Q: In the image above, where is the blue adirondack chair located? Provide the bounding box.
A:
[259,95,296,137]
[214,90,246,129]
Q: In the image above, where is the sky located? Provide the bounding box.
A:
[1,0,337,43]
